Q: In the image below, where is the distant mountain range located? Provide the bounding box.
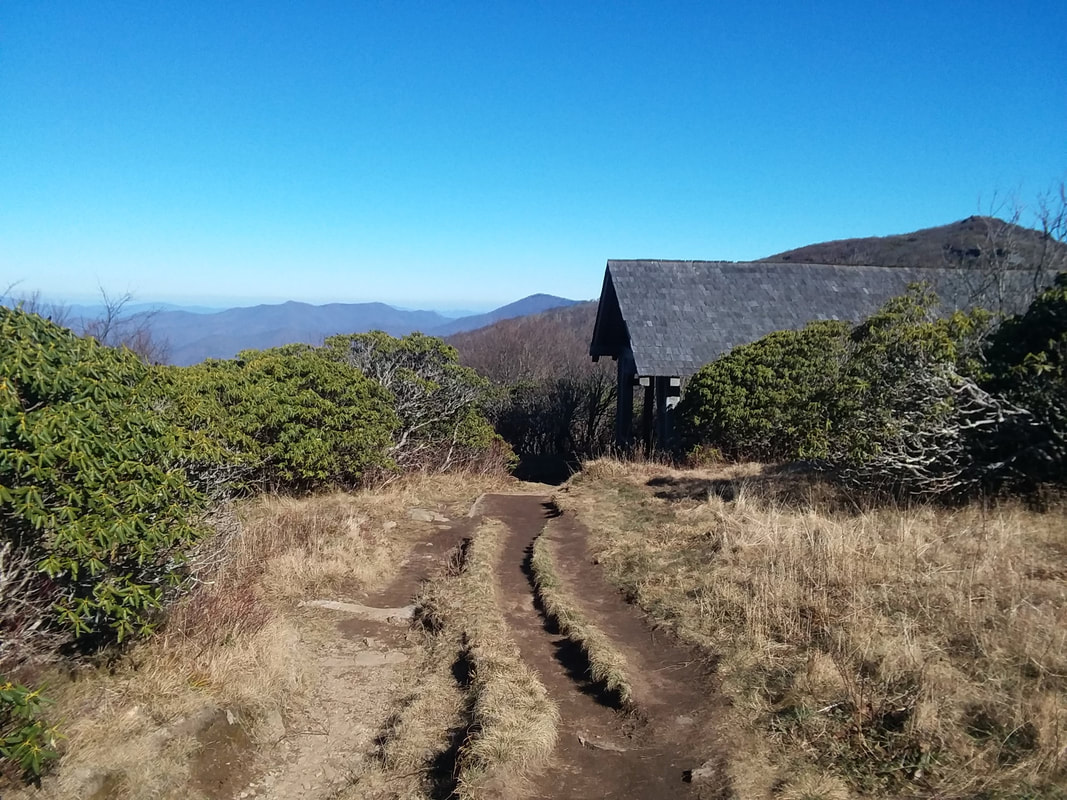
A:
[66,215,1064,366]
[146,293,580,365]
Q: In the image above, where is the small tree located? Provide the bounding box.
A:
[324,332,506,473]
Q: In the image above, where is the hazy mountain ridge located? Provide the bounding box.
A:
[431,293,582,337]
[123,216,1066,365]
[151,295,579,365]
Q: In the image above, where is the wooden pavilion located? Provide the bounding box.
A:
[589,259,1045,451]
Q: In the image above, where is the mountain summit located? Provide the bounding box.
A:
[761,216,1067,269]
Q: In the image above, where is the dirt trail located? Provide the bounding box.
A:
[227,513,480,800]
[211,491,727,800]
[479,494,728,800]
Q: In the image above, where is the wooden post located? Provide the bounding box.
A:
[663,376,680,449]
[654,376,668,449]
[614,352,635,449]
[640,377,653,456]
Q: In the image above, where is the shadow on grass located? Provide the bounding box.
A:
[647,462,865,514]
[512,454,579,485]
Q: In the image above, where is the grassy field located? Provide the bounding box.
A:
[557,459,1067,799]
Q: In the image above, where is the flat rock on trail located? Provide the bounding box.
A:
[479,493,727,800]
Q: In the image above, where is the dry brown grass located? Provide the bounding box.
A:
[10,472,507,800]
[559,458,1067,799]
[342,625,468,800]
[454,519,559,799]
[353,519,560,800]
[530,533,633,707]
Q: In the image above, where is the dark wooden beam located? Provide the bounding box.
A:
[614,351,635,449]
[654,376,668,447]
[641,379,654,456]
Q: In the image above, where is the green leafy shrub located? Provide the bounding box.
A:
[0,307,208,644]
[166,345,398,491]
[677,320,851,461]
[831,285,989,455]
[827,287,1009,496]
[982,273,1067,486]
[678,278,1067,497]
[0,680,59,783]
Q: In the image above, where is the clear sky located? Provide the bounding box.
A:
[2,2,1064,310]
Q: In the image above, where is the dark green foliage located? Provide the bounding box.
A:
[677,282,1067,497]
[167,345,398,491]
[678,321,851,461]
[983,273,1067,483]
[0,680,59,783]
[829,286,992,462]
[0,307,207,643]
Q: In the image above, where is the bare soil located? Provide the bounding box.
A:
[212,514,480,800]
[479,493,729,799]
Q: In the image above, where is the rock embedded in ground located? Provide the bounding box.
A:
[683,759,718,783]
[407,507,449,522]
[300,599,415,622]
[577,731,627,752]
[353,651,408,668]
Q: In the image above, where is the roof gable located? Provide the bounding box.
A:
[590,260,1051,377]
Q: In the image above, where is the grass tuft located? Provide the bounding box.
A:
[454,519,559,798]
[530,532,634,707]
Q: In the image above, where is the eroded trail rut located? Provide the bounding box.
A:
[479,494,727,800]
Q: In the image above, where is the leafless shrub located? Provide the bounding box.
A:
[833,365,1040,498]
[449,304,618,461]
[78,288,169,364]
[0,541,64,671]
[946,184,1067,314]
[1,283,169,363]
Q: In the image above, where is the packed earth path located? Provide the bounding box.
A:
[219,490,729,800]
[480,494,729,800]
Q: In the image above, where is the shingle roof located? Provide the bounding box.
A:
[590,260,1050,378]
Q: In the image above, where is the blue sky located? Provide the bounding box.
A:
[2,2,1064,310]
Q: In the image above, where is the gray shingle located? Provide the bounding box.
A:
[591,260,1053,378]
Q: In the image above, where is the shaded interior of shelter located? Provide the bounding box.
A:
[512,453,580,485]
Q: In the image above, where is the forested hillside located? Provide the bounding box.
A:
[762,215,1067,269]
[447,302,613,480]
